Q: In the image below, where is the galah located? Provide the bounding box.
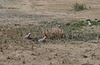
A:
[58,25,61,29]
[38,36,46,42]
[25,33,31,38]
[88,21,91,26]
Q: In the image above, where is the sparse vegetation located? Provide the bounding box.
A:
[22,60,26,64]
[72,21,87,28]
[65,23,71,26]
[14,24,20,26]
[83,55,88,58]
[0,19,100,46]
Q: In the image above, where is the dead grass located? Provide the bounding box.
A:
[45,28,65,40]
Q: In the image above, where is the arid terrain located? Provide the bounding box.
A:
[0,0,100,65]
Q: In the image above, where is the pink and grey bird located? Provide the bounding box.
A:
[25,33,31,38]
[38,36,46,42]
[58,25,61,29]
[88,21,91,26]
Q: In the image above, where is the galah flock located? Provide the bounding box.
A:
[88,21,92,26]
[25,33,31,38]
[38,36,46,42]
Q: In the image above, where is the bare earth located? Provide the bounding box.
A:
[0,0,100,65]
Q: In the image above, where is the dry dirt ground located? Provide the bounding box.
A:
[0,0,100,65]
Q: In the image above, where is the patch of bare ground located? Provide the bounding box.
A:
[0,42,100,65]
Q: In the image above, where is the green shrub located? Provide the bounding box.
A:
[86,19,91,21]
[73,23,81,28]
[91,21,98,25]
[97,20,100,23]
[78,21,87,26]
[99,35,100,38]
[73,2,87,11]
[65,23,71,26]
[95,19,98,20]
[72,21,87,28]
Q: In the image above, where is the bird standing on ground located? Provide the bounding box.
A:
[38,36,46,42]
[58,25,61,29]
[88,21,91,26]
[25,33,31,38]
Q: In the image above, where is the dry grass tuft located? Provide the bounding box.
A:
[45,28,65,40]
[73,2,87,11]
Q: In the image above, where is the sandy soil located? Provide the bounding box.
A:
[0,0,100,65]
[0,42,100,65]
